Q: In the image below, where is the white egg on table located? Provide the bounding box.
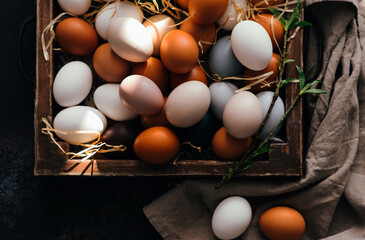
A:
[53,106,107,144]
[108,17,153,63]
[94,84,138,121]
[53,61,92,107]
[95,1,143,40]
[217,0,247,31]
[223,91,263,139]
[256,91,285,139]
[57,0,91,15]
[209,82,238,121]
[231,20,273,71]
[166,81,211,128]
[212,196,252,240]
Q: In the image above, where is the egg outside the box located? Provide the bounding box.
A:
[208,36,244,79]
[94,83,138,121]
[53,106,107,144]
[252,13,284,49]
[140,98,172,129]
[134,126,180,164]
[166,81,211,128]
[57,0,91,15]
[53,61,92,107]
[169,64,207,90]
[256,91,285,139]
[95,1,143,40]
[241,53,279,93]
[119,75,164,116]
[209,81,238,121]
[93,43,131,83]
[231,20,273,71]
[212,196,252,240]
[175,111,222,148]
[223,91,263,139]
[55,18,99,56]
[160,30,199,74]
[131,57,169,94]
[143,15,176,57]
[189,0,229,25]
[259,206,306,240]
[217,0,247,31]
[100,120,143,159]
[108,17,153,63]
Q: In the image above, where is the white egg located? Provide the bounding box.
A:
[57,0,91,15]
[212,196,252,240]
[108,17,153,63]
[209,82,238,121]
[166,81,210,128]
[223,91,263,139]
[94,84,138,121]
[95,1,143,40]
[217,0,247,31]
[231,20,272,71]
[256,91,285,139]
[53,106,107,144]
[53,61,92,107]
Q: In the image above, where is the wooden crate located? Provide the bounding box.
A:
[34,0,303,176]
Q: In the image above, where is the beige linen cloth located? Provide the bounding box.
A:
[144,1,365,239]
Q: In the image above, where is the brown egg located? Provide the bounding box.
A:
[131,57,168,93]
[55,17,99,56]
[93,43,131,83]
[160,30,199,74]
[242,53,279,93]
[140,98,172,128]
[180,19,216,56]
[252,14,284,49]
[176,0,189,9]
[134,126,180,164]
[250,0,284,8]
[189,0,229,26]
[212,127,252,160]
[169,64,207,90]
[259,206,306,240]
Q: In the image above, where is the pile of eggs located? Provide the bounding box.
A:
[52,0,287,163]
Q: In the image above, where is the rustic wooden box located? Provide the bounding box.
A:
[34,0,304,176]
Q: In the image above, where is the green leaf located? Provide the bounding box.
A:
[293,21,312,28]
[284,59,295,64]
[295,65,306,91]
[268,7,287,29]
[300,79,323,94]
[228,167,233,174]
[241,161,254,172]
[280,78,295,88]
[252,145,271,158]
[304,89,327,94]
[288,1,301,29]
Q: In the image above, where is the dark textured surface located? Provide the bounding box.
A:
[0,1,172,239]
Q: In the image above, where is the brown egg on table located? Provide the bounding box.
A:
[241,53,279,93]
[252,13,284,49]
[188,0,229,25]
[259,206,306,240]
[93,43,131,83]
[131,57,169,94]
[55,17,99,56]
[134,126,180,164]
[212,127,253,160]
[140,98,172,128]
[175,0,189,9]
[180,19,216,56]
[250,0,284,8]
[169,64,207,90]
[160,30,199,74]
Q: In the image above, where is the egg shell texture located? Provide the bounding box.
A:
[251,0,284,8]
[231,20,273,71]
[140,98,172,128]
[223,91,263,139]
[53,106,107,144]
[119,75,164,116]
[169,64,207,90]
[252,13,284,49]
[217,0,247,31]
[53,61,92,107]
[209,81,238,121]
[108,17,153,63]
[212,196,252,240]
[55,18,99,56]
[57,0,91,15]
[189,0,229,25]
[166,81,211,128]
